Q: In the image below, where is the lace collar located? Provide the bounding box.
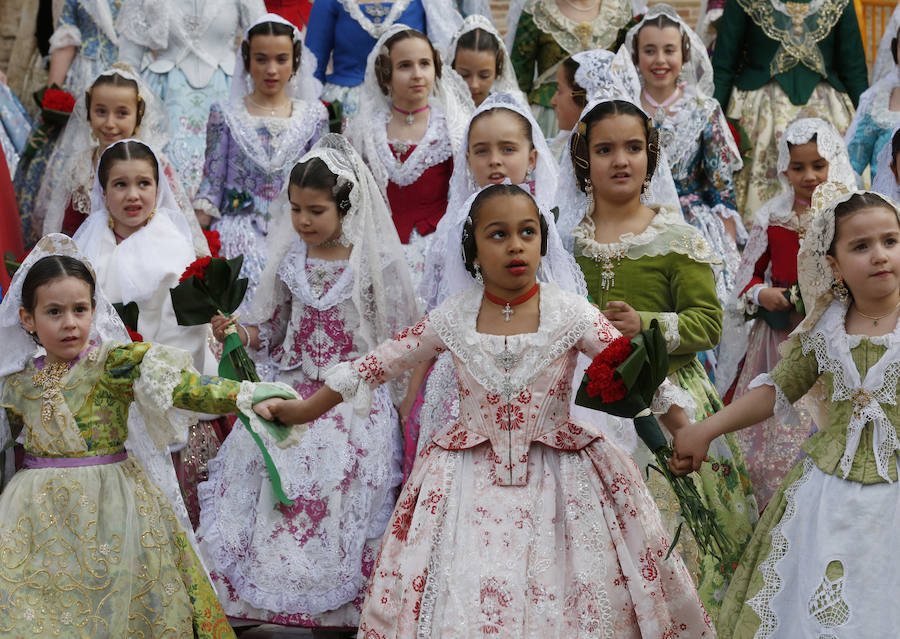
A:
[221,99,324,174]
[277,239,354,311]
[573,204,721,265]
[531,0,630,54]
[429,282,595,401]
[801,299,900,482]
[372,105,453,187]
[337,0,412,39]
[869,79,900,130]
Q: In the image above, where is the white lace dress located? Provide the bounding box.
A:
[328,283,713,637]
[197,246,401,626]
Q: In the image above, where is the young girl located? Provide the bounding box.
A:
[711,0,867,222]
[71,138,225,527]
[0,234,295,636]
[563,97,758,620]
[716,118,858,509]
[445,15,525,107]
[673,188,900,637]
[624,5,745,312]
[37,64,207,254]
[347,25,473,287]
[196,134,418,633]
[194,14,328,308]
[267,183,713,636]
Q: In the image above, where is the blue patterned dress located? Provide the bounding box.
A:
[846,78,900,180]
[0,83,31,175]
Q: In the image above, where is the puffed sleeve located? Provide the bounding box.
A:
[49,0,83,53]
[325,315,447,416]
[749,335,820,425]
[305,0,338,84]
[193,102,230,218]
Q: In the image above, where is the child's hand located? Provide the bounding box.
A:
[671,422,712,474]
[601,301,641,337]
[668,449,696,476]
[268,398,316,425]
[210,314,232,342]
[759,287,791,312]
[195,209,213,228]
[252,397,284,421]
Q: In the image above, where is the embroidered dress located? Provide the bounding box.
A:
[328,283,714,637]
[193,99,327,306]
[510,0,632,137]
[0,341,256,638]
[719,300,900,637]
[0,82,31,175]
[199,246,401,626]
[573,206,758,622]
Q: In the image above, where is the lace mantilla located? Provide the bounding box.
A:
[530,0,629,55]
[572,205,721,266]
[661,91,741,183]
[746,457,816,638]
[277,241,354,312]
[797,301,900,481]
[429,283,594,401]
[132,344,196,452]
[338,0,412,39]
[374,106,454,187]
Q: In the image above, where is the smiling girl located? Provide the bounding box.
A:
[265,183,712,636]
[194,14,328,310]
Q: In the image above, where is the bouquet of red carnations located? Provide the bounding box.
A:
[575,320,731,560]
[22,85,76,159]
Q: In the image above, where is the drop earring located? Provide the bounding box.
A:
[831,278,849,301]
[474,263,484,285]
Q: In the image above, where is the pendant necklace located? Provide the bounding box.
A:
[854,300,900,327]
[392,103,429,126]
[642,87,680,124]
[246,95,291,117]
[484,283,539,322]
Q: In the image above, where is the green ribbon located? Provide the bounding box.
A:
[219,330,293,506]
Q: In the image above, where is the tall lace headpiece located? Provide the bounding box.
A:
[38,63,170,238]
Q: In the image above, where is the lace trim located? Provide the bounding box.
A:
[749,373,800,426]
[867,81,900,130]
[573,206,721,266]
[373,106,453,187]
[192,197,221,219]
[663,93,715,180]
[650,381,696,417]
[48,24,82,53]
[337,0,412,39]
[132,344,196,452]
[324,361,374,417]
[235,380,306,449]
[277,240,354,311]
[530,0,628,55]
[800,301,900,481]
[429,283,594,401]
[657,312,680,353]
[739,284,765,316]
[747,457,816,638]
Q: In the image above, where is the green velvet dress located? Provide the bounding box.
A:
[0,340,282,638]
[573,206,758,622]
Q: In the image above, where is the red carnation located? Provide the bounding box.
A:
[202,229,221,258]
[42,88,76,113]
[126,327,144,342]
[727,120,741,150]
[179,256,212,283]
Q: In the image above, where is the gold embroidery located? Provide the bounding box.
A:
[32,362,70,426]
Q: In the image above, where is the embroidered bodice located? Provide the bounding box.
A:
[259,246,363,385]
[326,283,621,486]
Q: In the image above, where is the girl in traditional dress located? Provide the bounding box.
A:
[508,0,639,137]
[347,25,473,288]
[38,64,207,255]
[624,4,745,311]
[845,5,900,181]
[673,187,900,638]
[116,0,266,195]
[193,14,328,309]
[445,15,526,107]
[198,134,417,636]
[304,0,461,118]
[560,97,758,620]
[716,118,858,510]
[0,233,296,637]
[268,183,714,637]
[873,124,900,202]
[711,0,867,223]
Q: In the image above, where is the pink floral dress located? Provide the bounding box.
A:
[326,283,713,637]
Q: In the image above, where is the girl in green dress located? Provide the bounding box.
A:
[0,234,297,637]
[672,188,900,637]
[563,97,758,621]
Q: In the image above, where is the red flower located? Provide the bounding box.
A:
[727,120,741,150]
[179,256,212,283]
[584,335,633,402]
[201,229,221,258]
[126,327,143,342]
[42,88,76,113]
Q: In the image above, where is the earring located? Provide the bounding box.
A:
[525,167,535,183]
[831,278,849,301]
[642,176,652,193]
[107,215,115,230]
[584,181,593,194]
[474,263,484,285]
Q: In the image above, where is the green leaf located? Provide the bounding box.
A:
[112,301,140,332]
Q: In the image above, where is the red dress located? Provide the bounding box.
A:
[265,0,313,29]
[741,224,800,294]
[0,147,23,294]
[385,143,452,244]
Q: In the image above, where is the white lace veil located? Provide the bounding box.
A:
[250,134,419,397]
[873,4,900,85]
[0,234,200,561]
[873,123,900,202]
[38,63,170,239]
[556,92,683,251]
[419,92,582,309]
[847,14,900,151]
[444,15,527,105]
[715,118,859,394]
[73,139,196,305]
[623,3,714,98]
[345,23,475,195]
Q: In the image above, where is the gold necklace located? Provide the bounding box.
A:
[854,300,900,326]
[246,95,291,117]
